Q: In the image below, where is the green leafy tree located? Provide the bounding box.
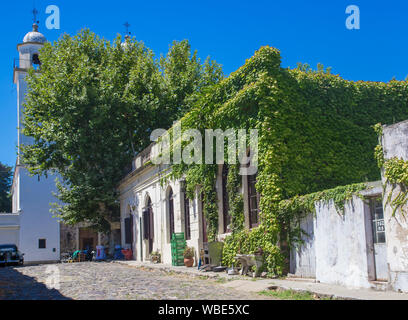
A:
[21,30,222,231]
[0,162,12,212]
[160,40,223,118]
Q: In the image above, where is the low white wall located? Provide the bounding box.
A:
[0,214,20,227]
[382,120,408,292]
[19,169,60,263]
[314,196,371,289]
[0,214,20,247]
[291,196,371,288]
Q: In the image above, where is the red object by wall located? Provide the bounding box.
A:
[121,249,133,260]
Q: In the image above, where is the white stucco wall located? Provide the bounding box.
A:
[291,183,384,288]
[0,214,20,247]
[119,161,205,266]
[382,120,408,292]
[18,169,60,263]
[186,196,203,264]
[11,44,61,263]
[314,196,372,289]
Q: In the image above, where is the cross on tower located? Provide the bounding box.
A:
[32,8,39,24]
[124,22,131,36]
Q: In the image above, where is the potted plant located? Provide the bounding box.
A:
[183,246,195,267]
[150,250,161,264]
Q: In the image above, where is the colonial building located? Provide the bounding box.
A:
[118,143,260,265]
[119,120,408,293]
[118,146,208,264]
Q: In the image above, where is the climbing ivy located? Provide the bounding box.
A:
[226,164,244,232]
[374,123,408,216]
[161,46,408,276]
[373,123,385,168]
[383,158,408,216]
[222,182,367,276]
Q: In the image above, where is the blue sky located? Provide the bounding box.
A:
[1,0,407,167]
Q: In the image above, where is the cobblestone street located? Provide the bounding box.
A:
[0,262,274,300]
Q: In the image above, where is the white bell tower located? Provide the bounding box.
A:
[11,21,61,264]
[13,22,46,157]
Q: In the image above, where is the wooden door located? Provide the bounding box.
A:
[148,205,154,254]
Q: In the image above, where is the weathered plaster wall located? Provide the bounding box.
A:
[291,183,384,288]
[382,120,408,292]
[314,196,371,289]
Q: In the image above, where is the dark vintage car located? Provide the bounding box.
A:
[0,244,24,266]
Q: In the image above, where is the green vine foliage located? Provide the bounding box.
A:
[174,163,219,241]
[161,46,408,276]
[374,123,408,216]
[383,158,408,216]
[373,123,385,168]
[222,182,367,276]
[226,164,244,232]
[222,227,284,276]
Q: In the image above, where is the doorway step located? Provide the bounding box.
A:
[370,280,388,291]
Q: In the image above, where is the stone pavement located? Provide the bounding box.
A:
[2,260,408,300]
[115,260,250,280]
[223,278,408,300]
[0,262,275,300]
[117,260,408,300]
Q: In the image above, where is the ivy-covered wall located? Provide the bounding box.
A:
[375,122,408,216]
[168,46,408,276]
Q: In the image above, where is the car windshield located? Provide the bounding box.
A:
[0,244,17,251]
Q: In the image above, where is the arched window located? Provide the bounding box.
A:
[143,196,154,254]
[32,53,41,65]
[168,188,175,242]
[184,192,191,240]
[222,164,231,233]
[124,206,133,246]
[32,53,41,70]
